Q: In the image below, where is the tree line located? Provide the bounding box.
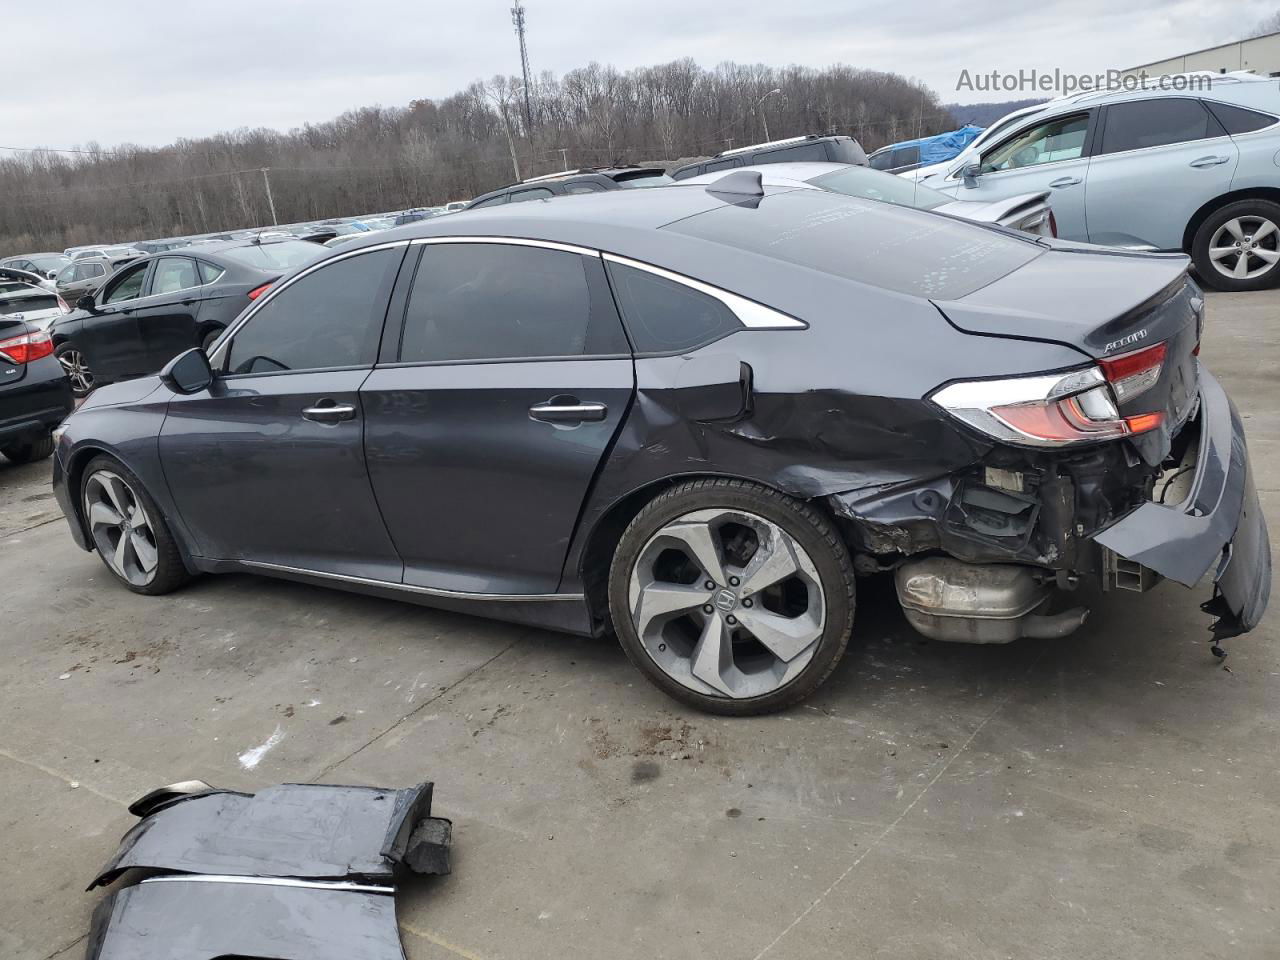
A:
[0,59,952,255]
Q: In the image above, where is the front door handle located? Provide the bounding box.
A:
[529,397,608,424]
[1048,176,1082,188]
[302,400,357,424]
[1190,155,1231,168]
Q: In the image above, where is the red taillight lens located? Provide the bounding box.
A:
[247,282,273,300]
[1098,341,1166,402]
[57,295,72,314]
[0,329,55,365]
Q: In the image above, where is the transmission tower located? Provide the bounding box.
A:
[511,2,534,130]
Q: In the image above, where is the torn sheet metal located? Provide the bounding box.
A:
[90,781,451,890]
[85,876,407,960]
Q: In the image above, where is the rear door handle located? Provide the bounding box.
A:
[1190,155,1231,168]
[529,398,608,424]
[1048,176,1082,188]
[302,400,357,424]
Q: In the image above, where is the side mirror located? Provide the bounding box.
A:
[160,348,214,395]
[76,294,97,312]
[961,163,982,188]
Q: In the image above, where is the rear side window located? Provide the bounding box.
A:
[196,261,225,284]
[1099,99,1220,154]
[399,243,627,363]
[565,181,606,194]
[226,248,398,375]
[757,142,827,163]
[1205,100,1278,135]
[509,187,554,203]
[868,151,895,171]
[151,257,199,294]
[469,194,509,208]
[607,262,742,353]
[702,157,742,173]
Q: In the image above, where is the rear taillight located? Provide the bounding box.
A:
[0,329,55,365]
[931,347,1167,448]
[247,282,273,300]
[57,295,72,314]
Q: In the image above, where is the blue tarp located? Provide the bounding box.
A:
[885,125,985,165]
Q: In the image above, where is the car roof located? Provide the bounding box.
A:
[680,161,848,184]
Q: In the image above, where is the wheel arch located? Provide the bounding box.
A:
[576,471,835,633]
[1182,187,1280,252]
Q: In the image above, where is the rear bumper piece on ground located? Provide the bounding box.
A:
[1093,369,1271,639]
[89,781,452,890]
[85,876,408,960]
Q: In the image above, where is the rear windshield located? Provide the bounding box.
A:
[667,189,1042,299]
[614,171,675,188]
[809,166,951,211]
[0,293,57,314]
[219,241,323,271]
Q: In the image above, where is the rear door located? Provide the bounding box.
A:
[361,239,634,595]
[949,111,1095,240]
[132,256,207,372]
[1084,97,1238,249]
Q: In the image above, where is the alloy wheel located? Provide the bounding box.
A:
[626,507,826,699]
[84,471,159,587]
[1209,216,1280,281]
[58,348,94,394]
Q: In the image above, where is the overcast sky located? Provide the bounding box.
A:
[4,0,1274,152]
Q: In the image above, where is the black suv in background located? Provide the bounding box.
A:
[465,167,673,209]
[670,135,868,180]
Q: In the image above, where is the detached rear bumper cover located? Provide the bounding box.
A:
[90,781,452,890]
[86,877,408,960]
[1094,369,1271,638]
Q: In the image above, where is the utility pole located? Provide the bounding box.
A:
[261,167,278,226]
[756,88,783,141]
[558,147,568,171]
[724,138,734,152]
[511,2,534,130]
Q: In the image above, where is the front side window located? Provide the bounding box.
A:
[399,243,624,363]
[981,114,1089,172]
[759,142,827,163]
[103,264,147,302]
[226,248,398,375]
[606,262,742,354]
[1099,99,1220,154]
[57,264,77,283]
[565,181,606,194]
[509,187,554,203]
[151,257,199,295]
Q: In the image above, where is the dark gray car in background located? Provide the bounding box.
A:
[49,179,1270,714]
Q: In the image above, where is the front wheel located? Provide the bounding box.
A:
[608,479,855,715]
[55,342,95,397]
[81,455,192,595]
[1192,199,1280,292]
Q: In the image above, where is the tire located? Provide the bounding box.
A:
[1191,199,1280,292]
[0,433,55,464]
[80,454,192,596]
[55,342,95,398]
[608,478,855,716]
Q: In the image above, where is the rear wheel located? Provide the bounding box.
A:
[608,479,855,715]
[0,433,54,464]
[81,455,191,595]
[1192,199,1280,291]
[55,342,95,397]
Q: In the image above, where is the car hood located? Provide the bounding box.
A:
[932,191,1049,226]
[932,246,1194,360]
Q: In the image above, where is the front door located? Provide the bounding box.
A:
[159,245,407,579]
[947,111,1095,241]
[78,260,151,382]
[361,240,635,595]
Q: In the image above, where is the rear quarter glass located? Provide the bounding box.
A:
[667,190,1042,300]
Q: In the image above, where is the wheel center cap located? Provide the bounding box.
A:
[713,588,738,613]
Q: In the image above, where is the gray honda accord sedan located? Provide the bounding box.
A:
[51,174,1270,714]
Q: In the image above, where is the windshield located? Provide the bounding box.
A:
[219,241,323,271]
[809,166,952,211]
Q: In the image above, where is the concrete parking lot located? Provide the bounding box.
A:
[1,289,1276,960]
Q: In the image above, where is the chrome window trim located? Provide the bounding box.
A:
[602,252,807,330]
[139,875,394,895]
[409,235,598,257]
[209,240,411,368]
[241,559,584,603]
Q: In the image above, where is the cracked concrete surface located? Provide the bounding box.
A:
[0,289,1276,959]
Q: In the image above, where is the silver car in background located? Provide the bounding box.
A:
[913,72,1280,291]
[679,162,1055,236]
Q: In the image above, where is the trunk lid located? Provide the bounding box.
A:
[933,246,1203,465]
